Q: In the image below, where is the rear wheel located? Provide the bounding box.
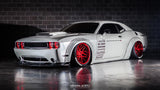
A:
[131,41,143,59]
[71,43,91,67]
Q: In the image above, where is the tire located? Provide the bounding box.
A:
[70,42,92,67]
[131,41,143,59]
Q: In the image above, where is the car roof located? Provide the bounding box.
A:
[72,21,132,31]
[72,21,120,24]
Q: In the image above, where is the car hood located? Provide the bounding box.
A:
[17,32,91,42]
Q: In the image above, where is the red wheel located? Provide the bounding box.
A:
[76,43,91,65]
[71,43,91,66]
[132,41,143,58]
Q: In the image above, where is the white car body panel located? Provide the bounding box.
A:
[14,21,147,66]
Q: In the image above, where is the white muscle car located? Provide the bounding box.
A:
[14,21,147,66]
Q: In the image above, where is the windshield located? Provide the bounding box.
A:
[62,23,99,33]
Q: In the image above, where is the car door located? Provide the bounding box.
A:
[97,23,124,59]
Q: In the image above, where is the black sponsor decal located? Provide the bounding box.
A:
[96,39,105,59]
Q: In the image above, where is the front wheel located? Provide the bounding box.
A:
[131,41,143,59]
[71,43,91,67]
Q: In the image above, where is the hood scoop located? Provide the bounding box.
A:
[37,32,79,37]
[37,32,67,36]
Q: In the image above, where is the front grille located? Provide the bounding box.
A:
[22,57,48,61]
[24,42,48,48]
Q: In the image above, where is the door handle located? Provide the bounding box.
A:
[118,35,122,38]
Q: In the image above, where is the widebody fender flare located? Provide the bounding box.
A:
[64,38,95,63]
[123,37,143,59]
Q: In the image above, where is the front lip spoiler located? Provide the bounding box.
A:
[18,61,69,67]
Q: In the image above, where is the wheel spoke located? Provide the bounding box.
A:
[81,46,85,51]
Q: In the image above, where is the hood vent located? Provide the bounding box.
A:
[36,32,67,36]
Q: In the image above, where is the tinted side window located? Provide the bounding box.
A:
[99,24,118,34]
[115,24,125,33]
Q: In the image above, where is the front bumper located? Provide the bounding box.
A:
[14,48,67,66]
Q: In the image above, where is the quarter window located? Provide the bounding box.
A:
[115,24,125,33]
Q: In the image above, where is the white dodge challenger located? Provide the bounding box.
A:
[14,21,147,66]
